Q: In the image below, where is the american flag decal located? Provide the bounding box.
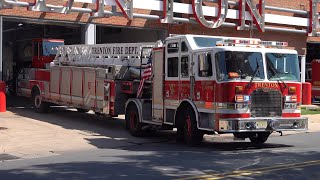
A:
[137,54,152,98]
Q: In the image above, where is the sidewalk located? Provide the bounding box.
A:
[303,114,320,132]
[0,107,172,160]
[0,110,97,159]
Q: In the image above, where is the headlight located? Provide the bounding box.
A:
[235,103,249,109]
[217,103,235,109]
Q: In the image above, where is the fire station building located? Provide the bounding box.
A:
[0,0,319,83]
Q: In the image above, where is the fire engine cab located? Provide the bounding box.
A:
[17,35,308,146]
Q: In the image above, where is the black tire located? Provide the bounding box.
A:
[176,127,185,142]
[77,108,89,113]
[125,104,143,137]
[183,107,203,146]
[249,132,271,144]
[33,91,50,113]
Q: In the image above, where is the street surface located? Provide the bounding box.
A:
[0,96,319,180]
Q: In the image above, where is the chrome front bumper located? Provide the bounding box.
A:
[219,117,308,133]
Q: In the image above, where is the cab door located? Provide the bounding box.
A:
[164,39,192,124]
[193,51,216,130]
[193,51,215,103]
[164,39,180,124]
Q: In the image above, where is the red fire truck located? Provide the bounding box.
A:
[311,59,320,104]
[17,35,308,146]
[5,38,64,94]
[31,38,65,68]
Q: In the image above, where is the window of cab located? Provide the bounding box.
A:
[198,52,213,77]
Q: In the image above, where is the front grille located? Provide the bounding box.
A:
[250,88,282,117]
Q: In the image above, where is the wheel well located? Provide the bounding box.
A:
[126,101,135,110]
[126,101,139,116]
[31,86,40,97]
[125,101,140,129]
[175,101,194,128]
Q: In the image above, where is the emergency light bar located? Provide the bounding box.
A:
[216,39,288,47]
[259,41,288,47]
[222,39,260,46]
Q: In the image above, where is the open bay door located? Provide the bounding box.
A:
[152,48,165,122]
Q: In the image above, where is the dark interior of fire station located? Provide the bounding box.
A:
[306,42,320,81]
[1,19,166,95]
[2,20,81,91]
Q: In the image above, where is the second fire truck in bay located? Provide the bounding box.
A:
[17,35,308,146]
[310,59,320,104]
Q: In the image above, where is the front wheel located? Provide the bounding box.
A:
[33,92,50,113]
[183,107,203,146]
[125,104,143,137]
[249,132,271,144]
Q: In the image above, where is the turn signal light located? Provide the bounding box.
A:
[235,95,250,102]
[291,95,297,102]
[285,95,297,102]
[289,86,296,94]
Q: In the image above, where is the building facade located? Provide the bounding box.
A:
[0,0,319,81]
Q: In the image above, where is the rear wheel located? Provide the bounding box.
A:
[183,107,203,146]
[33,91,49,113]
[249,132,271,144]
[125,104,143,137]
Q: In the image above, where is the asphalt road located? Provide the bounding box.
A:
[0,131,320,180]
[0,97,319,180]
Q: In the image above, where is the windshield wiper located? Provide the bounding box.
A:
[267,60,288,90]
[246,59,261,89]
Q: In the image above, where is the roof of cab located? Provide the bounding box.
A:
[166,34,295,53]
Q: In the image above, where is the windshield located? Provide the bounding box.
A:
[215,51,264,81]
[43,41,64,56]
[266,53,300,82]
[194,37,223,47]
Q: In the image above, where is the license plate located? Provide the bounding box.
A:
[256,121,268,129]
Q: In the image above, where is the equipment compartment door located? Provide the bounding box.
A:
[60,67,71,103]
[84,68,96,110]
[152,48,164,122]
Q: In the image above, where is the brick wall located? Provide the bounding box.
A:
[0,0,317,54]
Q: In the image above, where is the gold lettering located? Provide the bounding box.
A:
[253,83,279,89]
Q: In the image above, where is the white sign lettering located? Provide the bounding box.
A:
[1,0,319,36]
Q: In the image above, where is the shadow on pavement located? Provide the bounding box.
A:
[0,150,319,180]
[6,96,293,151]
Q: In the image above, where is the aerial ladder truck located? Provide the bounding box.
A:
[17,35,308,146]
